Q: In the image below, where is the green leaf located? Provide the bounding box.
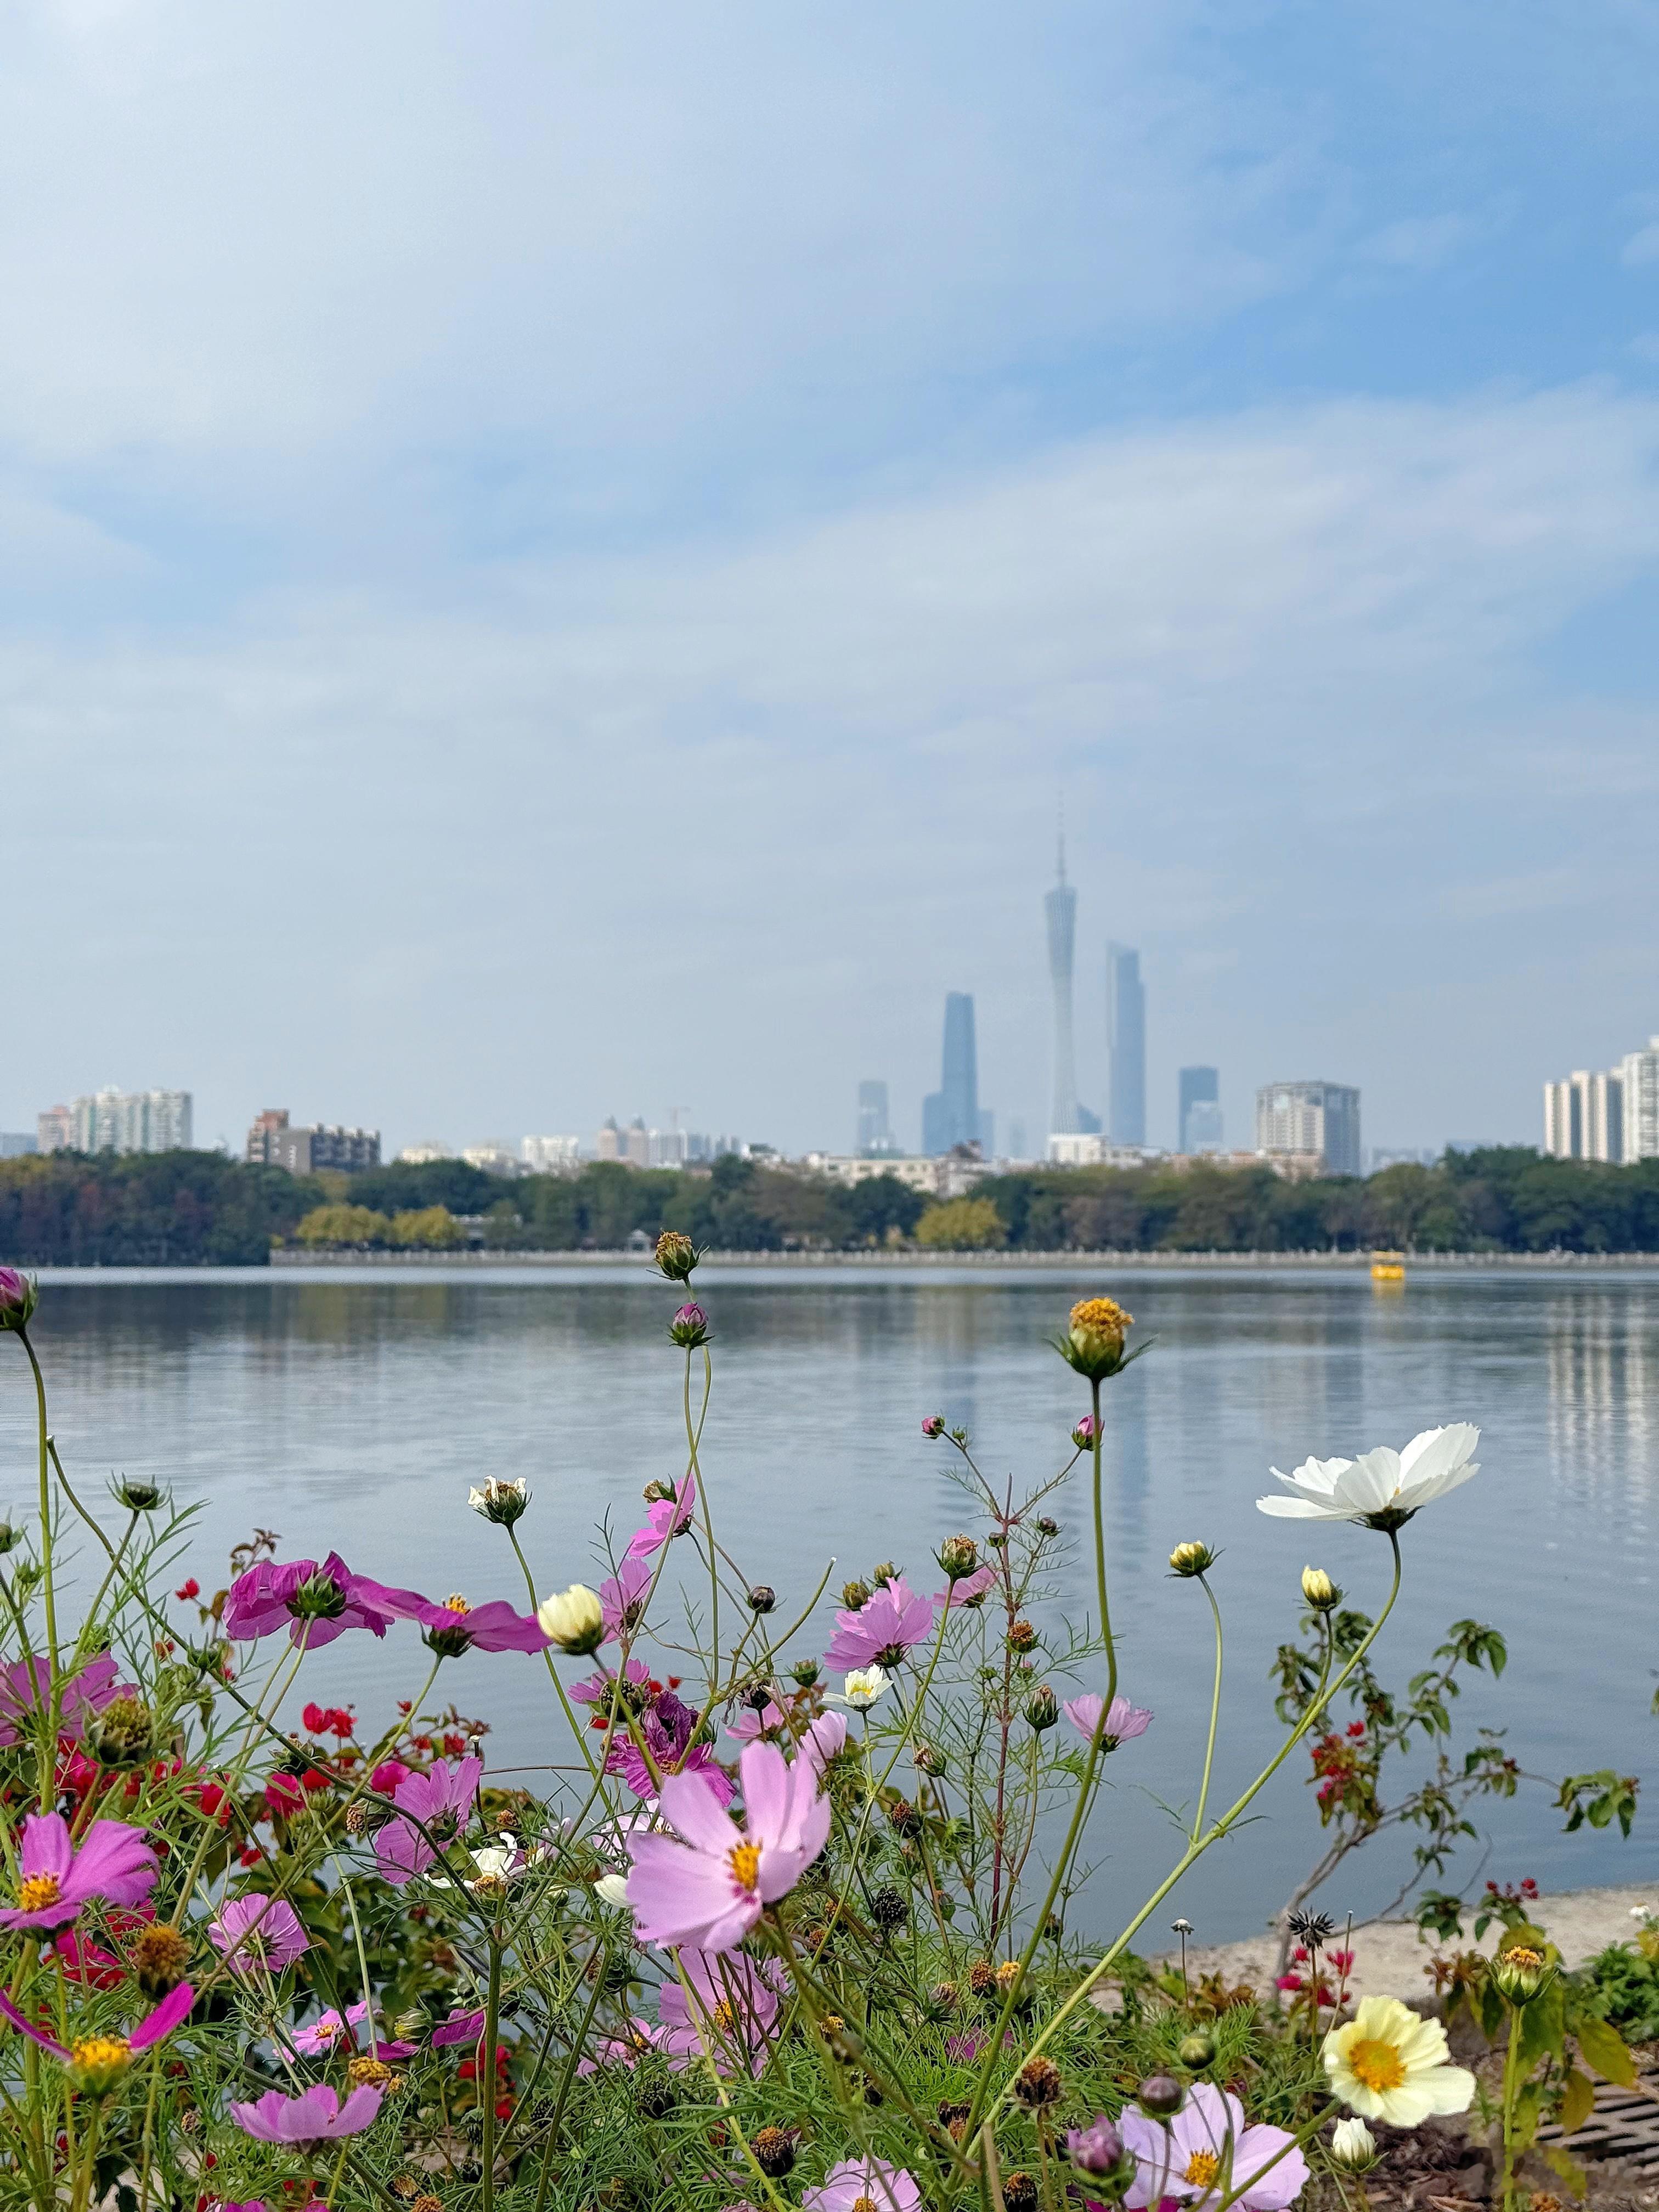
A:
[1517,1980,1566,2072]
[1577,2013,1638,2087]
[1558,2066,1597,2137]
[1540,2141,1588,2198]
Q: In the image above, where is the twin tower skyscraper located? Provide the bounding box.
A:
[1045,834,1145,1145]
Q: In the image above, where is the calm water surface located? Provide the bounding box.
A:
[5,1265,1656,1944]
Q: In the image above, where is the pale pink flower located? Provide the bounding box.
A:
[207,1893,310,1972]
[0,1812,158,1932]
[1121,2081,1307,2209]
[656,1950,785,2073]
[823,1575,936,1670]
[1063,1692,1153,1749]
[803,2158,922,2210]
[230,2084,383,2147]
[797,1712,848,1773]
[626,1741,829,1952]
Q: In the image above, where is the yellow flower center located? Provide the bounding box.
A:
[1504,1946,1544,1971]
[727,1842,761,1892]
[1348,2036,1408,2092]
[70,2036,132,2072]
[1070,1295,1132,1341]
[1184,2151,1221,2188]
[853,2199,879,2212]
[18,1874,61,1912]
[444,1595,470,1613]
[710,2001,736,2032]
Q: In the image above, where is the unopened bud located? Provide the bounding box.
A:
[93,1697,155,1768]
[653,1231,697,1283]
[840,1579,872,1611]
[1066,2115,1125,2177]
[1301,1565,1341,1611]
[668,1302,710,1349]
[1169,1542,1216,1578]
[535,1583,605,1655]
[1071,1413,1099,1448]
[789,1658,820,1688]
[113,1481,165,1514]
[0,1267,38,1331]
[937,1534,979,1583]
[1177,2029,1216,2069]
[1035,1514,1059,1537]
[921,1414,946,1440]
[1024,1684,1059,1733]
[747,1584,776,1615]
[1137,2073,1185,2117]
[1330,2118,1378,2171]
[1493,1943,1551,2002]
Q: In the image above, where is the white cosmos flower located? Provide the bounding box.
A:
[1257,1425,1480,1530]
[594,1872,631,1909]
[827,1666,891,1710]
[430,1833,530,1895]
[1323,1995,1475,2125]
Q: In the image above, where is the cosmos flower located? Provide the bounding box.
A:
[627,1740,830,1953]
[826,1667,890,1711]
[726,1701,787,1742]
[1121,2080,1307,2209]
[823,1576,936,1671]
[569,1656,653,1706]
[0,1812,159,1933]
[0,1653,128,1749]
[0,1980,193,2095]
[934,1564,997,1611]
[229,2083,384,2147]
[797,1712,849,1772]
[290,2002,416,2059]
[373,1756,483,1886]
[431,2006,487,2048]
[1062,1693,1153,1750]
[1257,1426,1481,1530]
[207,1894,311,1972]
[428,1833,534,1897]
[223,1553,396,1649]
[802,2159,922,2211]
[600,1556,654,1640]
[468,1476,529,1526]
[357,1581,548,1656]
[1322,1996,1475,2125]
[656,1950,786,2074]
[626,1475,698,1561]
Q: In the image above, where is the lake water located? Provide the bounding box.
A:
[4,1264,1656,1952]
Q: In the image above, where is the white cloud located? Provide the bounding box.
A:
[1359,212,1488,272]
[1623,223,1659,268]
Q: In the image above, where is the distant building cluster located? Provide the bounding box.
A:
[1544,1035,1659,1164]
[36,1088,193,1157]
[1254,1081,1363,1179]
[246,1109,380,1174]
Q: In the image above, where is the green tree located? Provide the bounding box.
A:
[390,1205,463,1249]
[915,1195,1007,1250]
[295,1203,390,1248]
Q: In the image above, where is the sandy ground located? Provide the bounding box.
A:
[1144,1884,1659,2005]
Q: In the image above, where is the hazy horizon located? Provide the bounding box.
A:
[4,4,1657,1160]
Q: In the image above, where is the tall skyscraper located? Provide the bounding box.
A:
[856,1080,893,1155]
[1045,834,1079,1136]
[1256,1081,1362,1176]
[59,1088,193,1155]
[1178,1066,1221,1153]
[922,993,989,1154]
[1543,1070,1624,1163]
[1106,945,1146,1146]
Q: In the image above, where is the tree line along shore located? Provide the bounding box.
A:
[5,1143,1659,1266]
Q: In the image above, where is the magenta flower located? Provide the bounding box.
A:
[614,1736,736,1809]
[291,2002,416,2059]
[223,1553,396,1650]
[1063,1692,1153,1749]
[355,1582,548,1657]
[207,1894,311,1972]
[0,1812,158,1933]
[600,1556,654,1639]
[627,1740,830,1953]
[0,1980,193,2088]
[921,1414,945,1439]
[934,1564,997,1611]
[230,2083,385,2148]
[373,1756,482,1885]
[1121,2081,1307,2208]
[627,1475,698,1561]
[370,1758,411,1795]
[0,1653,127,1749]
[431,2006,487,2048]
[797,1712,848,1774]
[823,1575,937,1671]
[569,1656,652,1707]
[803,2158,922,2211]
[0,1267,37,1330]
[657,1949,785,2073]
[726,1701,787,1742]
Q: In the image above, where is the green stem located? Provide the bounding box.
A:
[340,1876,377,2053]
[481,1932,503,2212]
[1088,1378,1116,1708]
[1192,1571,1225,1842]
[1499,2001,1522,2210]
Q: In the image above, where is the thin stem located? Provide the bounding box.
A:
[1088,1377,1116,1709]
[1192,1571,1225,1843]
[481,1932,503,2212]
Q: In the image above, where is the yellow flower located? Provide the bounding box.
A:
[535,1583,605,1654]
[1069,1297,1132,1348]
[1323,1996,1475,2125]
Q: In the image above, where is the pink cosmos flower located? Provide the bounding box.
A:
[1121,2081,1307,2209]
[229,2083,384,2147]
[0,1653,128,1748]
[656,1950,786,2074]
[1063,1692,1154,1749]
[223,1553,396,1650]
[569,1656,652,1707]
[370,1759,411,1795]
[626,1474,698,1561]
[802,2158,922,2210]
[0,1979,194,2070]
[374,1756,483,1886]
[933,1564,997,1611]
[600,1556,654,1640]
[291,2002,416,2059]
[612,1737,736,1809]
[207,1894,311,1971]
[823,1575,937,1671]
[727,1702,787,1742]
[0,1812,159,1932]
[431,2006,487,2048]
[797,1712,848,1774]
[356,1582,548,1656]
[627,1740,830,1953]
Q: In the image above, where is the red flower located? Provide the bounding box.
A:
[1346,1720,1365,1737]
[326,1708,355,1738]
[442,1733,466,1757]
[494,2098,513,2120]
[300,1768,331,1794]
[176,1579,200,1601]
[302,1703,328,1736]
[196,1783,229,1824]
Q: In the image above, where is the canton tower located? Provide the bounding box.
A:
[1045,828,1079,1136]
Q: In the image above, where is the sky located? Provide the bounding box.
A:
[2,1,1658,1159]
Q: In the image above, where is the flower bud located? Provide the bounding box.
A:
[913,1740,945,1776]
[747,1584,776,1615]
[871,1560,901,1587]
[128,1923,191,1997]
[1035,1514,1059,1537]
[1071,1413,1100,1448]
[113,1481,165,1514]
[469,1477,529,1527]
[668,1302,710,1348]
[789,1658,820,1688]
[1177,2029,1216,2070]
[921,1414,946,1440]
[93,1697,155,1768]
[0,1268,38,1333]
[1066,2115,1126,2177]
[0,1522,17,1555]
[1024,1684,1059,1732]
[937,1534,979,1583]
[840,1579,872,1611]
[1137,2073,1185,2117]
[1329,2118,1378,2171]
[1169,1541,1216,1578]
[1057,1296,1135,1381]
[1492,1943,1551,2002]
[1301,1565,1341,1611]
[653,1230,697,1283]
[536,1583,606,1655]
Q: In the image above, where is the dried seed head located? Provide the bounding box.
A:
[968,1960,996,1999]
[1013,2056,1063,2109]
[1002,2174,1038,2212]
[129,1922,192,1996]
[752,2128,799,2178]
[1007,1618,1039,1653]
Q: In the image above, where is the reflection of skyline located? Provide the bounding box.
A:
[1546,1289,1655,1523]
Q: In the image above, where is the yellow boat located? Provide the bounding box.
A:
[1370,1249,1406,1284]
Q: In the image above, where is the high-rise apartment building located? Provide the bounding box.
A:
[923,993,991,1155]
[1255,1081,1362,1177]
[1045,838,1080,1136]
[247,1110,380,1174]
[522,1136,581,1173]
[1106,945,1146,1146]
[1618,1039,1659,1162]
[1178,1066,1221,1154]
[51,1088,193,1156]
[1543,1071,1624,1163]
[856,1081,893,1155]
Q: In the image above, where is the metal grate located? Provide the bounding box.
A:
[1536,2074,1659,2171]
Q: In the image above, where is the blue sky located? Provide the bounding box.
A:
[2,1,1657,1156]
